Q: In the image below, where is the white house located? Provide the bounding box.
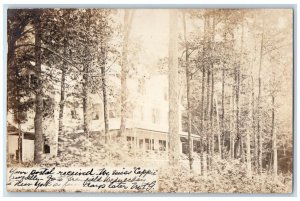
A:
[7,66,201,163]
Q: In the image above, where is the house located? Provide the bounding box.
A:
[7,123,35,162]
[80,72,201,154]
[7,65,60,162]
[7,66,201,163]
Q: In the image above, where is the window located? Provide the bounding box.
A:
[126,136,134,149]
[139,139,143,149]
[92,113,99,120]
[151,139,155,150]
[193,140,201,153]
[152,108,160,124]
[71,109,77,119]
[145,138,150,150]
[92,104,100,120]
[159,140,166,151]
[44,144,50,154]
[109,109,115,118]
[180,137,188,155]
[44,138,51,154]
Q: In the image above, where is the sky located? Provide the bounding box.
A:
[130,9,170,68]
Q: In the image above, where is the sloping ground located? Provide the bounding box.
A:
[56,130,195,167]
[56,132,131,167]
[158,159,293,193]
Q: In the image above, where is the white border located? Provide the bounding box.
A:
[0,0,299,200]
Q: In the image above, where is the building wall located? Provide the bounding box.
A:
[7,135,34,162]
[85,74,182,134]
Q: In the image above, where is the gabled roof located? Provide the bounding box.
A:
[7,122,35,140]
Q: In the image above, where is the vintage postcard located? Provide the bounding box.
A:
[6,8,293,193]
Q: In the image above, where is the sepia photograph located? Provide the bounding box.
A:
[6,8,293,193]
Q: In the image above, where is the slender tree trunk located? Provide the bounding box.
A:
[17,110,23,163]
[215,95,222,158]
[168,9,180,166]
[100,45,109,143]
[182,11,193,170]
[229,98,233,159]
[257,21,265,174]
[210,66,214,160]
[251,71,258,173]
[221,68,225,159]
[58,11,68,156]
[206,67,211,170]
[33,10,44,163]
[205,15,211,170]
[83,9,91,136]
[246,98,252,176]
[231,82,235,159]
[271,95,277,177]
[82,73,89,135]
[200,16,207,175]
[240,21,245,163]
[234,66,240,159]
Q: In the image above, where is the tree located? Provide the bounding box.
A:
[168,9,180,166]
[7,9,34,163]
[33,9,44,163]
[120,9,134,136]
[182,10,193,170]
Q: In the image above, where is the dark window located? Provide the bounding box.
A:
[151,139,155,150]
[180,137,188,155]
[193,140,201,153]
[92,113,99,120]
[126,136,134,149]
[71,110,77,119]
[159,140,166,151]
[145,138,150,150]
[44,144,50,154]
[139,139,143,149]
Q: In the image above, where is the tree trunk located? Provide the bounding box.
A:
[215,95,222,158]
[257,21,265,174]
[210,66,214,160]
[58,11,68,156]
[120,10,134,136]
[199,16,207,175]
[221,68,225,159]
[182,11,193,170]
[100,45,109,143]
[231,81,235,159]
[206,67,211,170]
[251,72,258,173]
[234,66,240,159]
[33,10,44,164]
[271,95,277,177]
[82,9,91,136]
[168,9,180,166]
[246,99,252,176]
[82,72,89,135]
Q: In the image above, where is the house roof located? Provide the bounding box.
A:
[7,122,35,140]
